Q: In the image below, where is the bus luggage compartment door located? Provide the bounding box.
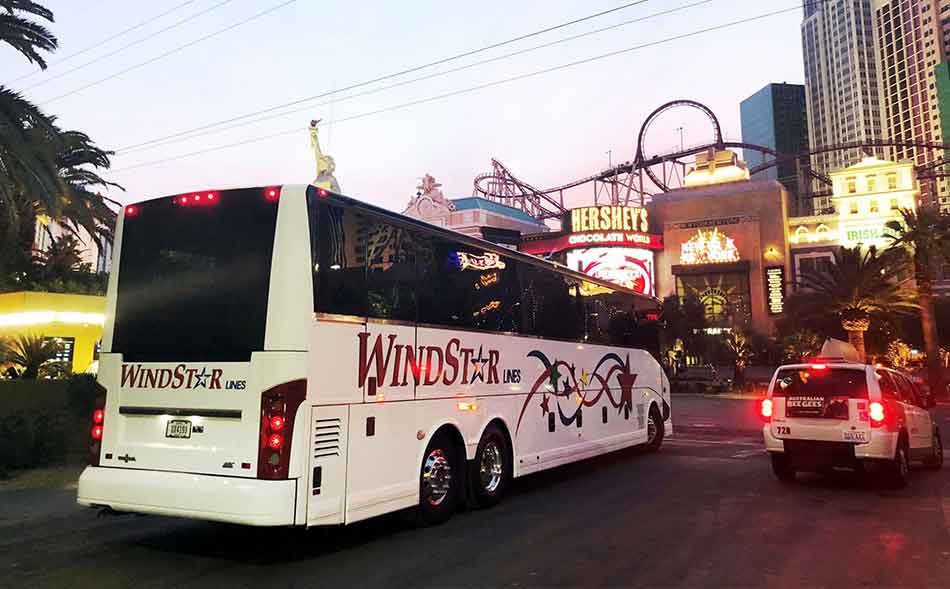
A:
[307,406,348,526]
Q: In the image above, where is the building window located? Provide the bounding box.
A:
[891,198,899,210]
[870,200,879,213]
[796,253,836,289]
[847,177,857,193]
[867,175,876,192]
[887,173,898,189]
[850,201,859,214]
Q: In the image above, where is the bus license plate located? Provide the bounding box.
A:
[843,430,869,443]
[166,420,192,439]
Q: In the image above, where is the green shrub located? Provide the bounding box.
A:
[65,374,102,419]
[0,413,36,474]
[31,412,70,465]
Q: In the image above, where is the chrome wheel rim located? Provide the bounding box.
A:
[479,440,504,494]
[422,449,452,506]
[647,415,658,444]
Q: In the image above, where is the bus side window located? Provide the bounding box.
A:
[520,265,583,341]
[417,240,520,333]
[365,222,418,322]
[312,202,367,318]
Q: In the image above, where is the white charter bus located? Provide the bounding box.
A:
[78,185,672,526]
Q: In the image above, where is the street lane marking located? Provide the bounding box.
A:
[730,449,765,459]
[667,438,762,447]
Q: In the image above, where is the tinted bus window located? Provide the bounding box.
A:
[417,238,521,332]
[112,188,278,362]
[521,265,583,341]
[310,201,368,317]
[366,221,421,322]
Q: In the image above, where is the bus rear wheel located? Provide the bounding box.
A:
[645,405,665,452]
[470,424,511,509]
[416,431,461,525]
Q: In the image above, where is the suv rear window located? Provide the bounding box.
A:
[772,368,868,399]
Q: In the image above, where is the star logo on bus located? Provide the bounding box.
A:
[616,355,638,412]
[580,368,590,386]
[548,363,562,391]
[540,395,550,415]
[470,346,489,383]
[193,367,211,389]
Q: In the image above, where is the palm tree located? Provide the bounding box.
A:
[885,207,950,397]
[779,329,823,363]
[722,330,754,388]
[793,247,918,360]
[0,0,57,68]
[1,333,61,379]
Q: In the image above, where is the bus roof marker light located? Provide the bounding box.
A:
[265,187,281,202]
[318,188,329,198]
[125,205,138,217]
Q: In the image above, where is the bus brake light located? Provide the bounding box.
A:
[88,383,107,466]
[258,380,306,480]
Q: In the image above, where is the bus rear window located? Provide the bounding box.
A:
[771,368,868,399]
[111,188,279,362]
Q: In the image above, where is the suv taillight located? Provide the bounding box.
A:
[88,385,107,466]
[869,401,886,428]
[760,398,773,423]
[258,380,307,480]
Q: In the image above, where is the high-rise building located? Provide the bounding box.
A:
[872,0,950,210]
[802,0,886,212]
[740,83,810,214]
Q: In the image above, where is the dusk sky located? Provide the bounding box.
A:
[1,0,805,212]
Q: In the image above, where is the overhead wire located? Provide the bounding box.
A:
[40,0,297,105]
[114,0,657,153]
[19,0,236,92]
[117,0,715,156]
[7,0,201,84]
[109,4,805,174]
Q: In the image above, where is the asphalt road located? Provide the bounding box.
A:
[3,398,950,588]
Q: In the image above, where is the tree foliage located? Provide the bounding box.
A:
[1,333,65,379]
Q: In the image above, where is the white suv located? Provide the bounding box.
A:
[762,361,943,487]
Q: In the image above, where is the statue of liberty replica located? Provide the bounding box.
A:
[309,119,341,192]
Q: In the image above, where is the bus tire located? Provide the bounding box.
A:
[645,404,664,452]
[470,423,511,509]
[416,431,462,526]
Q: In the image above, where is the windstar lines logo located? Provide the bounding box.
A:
[358,333,500,389]
[121,364,247,390]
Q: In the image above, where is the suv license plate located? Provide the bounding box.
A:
[166,420,192,439]
[843,430,869,443]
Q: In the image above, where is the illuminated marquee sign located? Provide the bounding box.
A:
[569,206,649,234]
[679,228,740,265]
[765,266,785,316]
[566,247,655,296]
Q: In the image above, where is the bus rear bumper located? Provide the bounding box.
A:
[77,466,297,526]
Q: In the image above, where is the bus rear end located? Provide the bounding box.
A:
[77,186,313,526]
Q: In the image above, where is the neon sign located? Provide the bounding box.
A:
[569,206,649,234]
[450,251,506,271]
[766,267,785,315]
[680,228,740,265]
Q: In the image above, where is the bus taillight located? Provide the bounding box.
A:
[88,384,107,466]
[258,380,307,480]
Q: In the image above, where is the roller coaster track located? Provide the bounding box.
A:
[472,100,950,222]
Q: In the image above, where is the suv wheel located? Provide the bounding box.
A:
[924,431,944,470]
[887,440,911,488]
[770,453,796,483]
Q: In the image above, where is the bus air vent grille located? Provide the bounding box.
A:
[313,417,342,459]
